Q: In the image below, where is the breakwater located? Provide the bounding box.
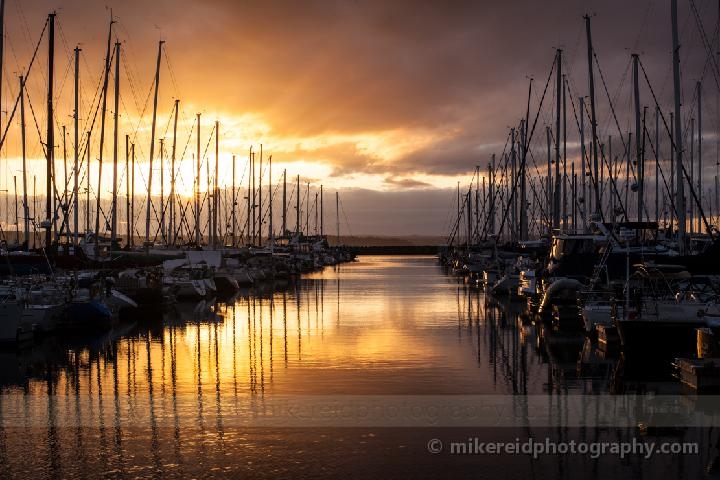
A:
[347,245,439,255]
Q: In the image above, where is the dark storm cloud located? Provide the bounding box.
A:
[390,127,506,177]
[23,0,715,125]
[193,0,705,133]
[35,0,692,132]
[13,0,719,184]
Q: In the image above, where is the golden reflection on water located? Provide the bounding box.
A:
[3,257,497,400]
[0,255,609,403]
[0,257,717,479]
[0,256,582,403]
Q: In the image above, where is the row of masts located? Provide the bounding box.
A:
[449,2,715,255]
[0,10,346,251]
[1,170,339,249]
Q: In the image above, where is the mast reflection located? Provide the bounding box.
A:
[0,257,715,480]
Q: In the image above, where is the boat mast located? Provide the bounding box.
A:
[73,46,80,246]
[0,0,3,240]
[195,114,201,245]
[474,166,479,242]
[250,148,255,244]
[336,191,339,244]
[60,125,67,237]
[697,81,702,233]
[655,106,660,225]
[269,155,273,244]
[159,137,165,243]
[599,139,604,216]
[670,112,674,233]
[626,132,631,218]
[456,181,460,246]
[20,76,28,248]
[520,119,527,241]
[231,154,236,246]
[466,190,471,247]
[214,120,219,249]
[145,40,163,249]
[562,74,568,231]
[125,134,130,248]
[0,0,4,140]
[546,126,552,230]
[671,0,685,253]
[519,77,531,241]
[95,16,113,245]
[608,135,614,220]
[223,182,228,246]
[642,109,648,225]
[572,163,577,227]
[510,128,516,241]
[33,176,37,247]
[690,119,694,237]
[579,97,587,229]
[585,15,601,219]
[111,41,120,247]
[206,146,209,244]
[296,174,300,236]
[633,54,643,223]
[282,168,286,236]
[85,131,90,234]
[45,12,55,249]
[13,175,17,243]
[246,148,251,245]
[480,175,484,241]
[258,144,262,246]
[489,155,495,235]
[170,99,179,246]
[246,147,251,245]
[553,49,562,231]
[130,142,135,247]
[319,183,323,237]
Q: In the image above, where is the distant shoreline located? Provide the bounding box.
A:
[347,245,439,255]
[330,235,446,248]
[334,235,445,255]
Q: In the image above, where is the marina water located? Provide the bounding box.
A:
[0,256,716,479]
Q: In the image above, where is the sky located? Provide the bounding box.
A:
[0,0,718,238]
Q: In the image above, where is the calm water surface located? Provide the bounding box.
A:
[0,255,717,479]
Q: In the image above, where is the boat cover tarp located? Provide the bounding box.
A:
[186,250,222,268]
[163,251,223,272]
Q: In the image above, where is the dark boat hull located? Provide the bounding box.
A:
[214,274,239,296]
[60,300,115,331]
[121,287,164,306]
[616,319,706,361]
[0,253,51,276]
